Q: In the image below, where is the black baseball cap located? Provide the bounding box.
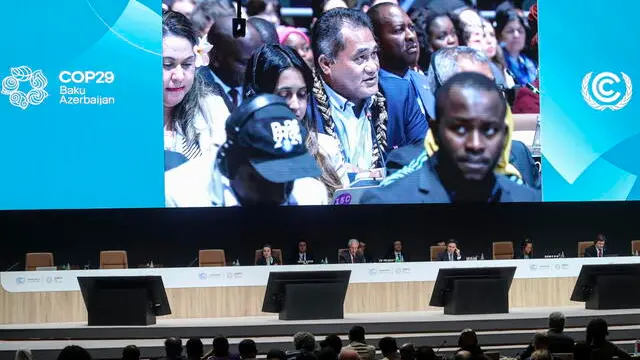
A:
[224,94,321,183]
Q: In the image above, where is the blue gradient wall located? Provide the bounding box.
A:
[0,0,163,210]
[539,0,640,201]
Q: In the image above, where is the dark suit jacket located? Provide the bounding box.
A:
[510,140,541,190]
[339,251,366,264]
[520,330,575,360]
[437,251,462,261]
[287,252,316,265]
[383,251,409,262]
[360,155,542,204]
[307,76,428,161]
[256,256,281,265]
[379,69,435,120]
[583,245,607,257]
[197,67,235,112]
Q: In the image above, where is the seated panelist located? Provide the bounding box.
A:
[437,239,463,261]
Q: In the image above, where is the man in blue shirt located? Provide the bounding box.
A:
[360,72,540,204]
[369,3,435,118]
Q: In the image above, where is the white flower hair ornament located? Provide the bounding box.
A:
[193,37,213,68]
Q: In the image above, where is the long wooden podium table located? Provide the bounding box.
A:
[2,256,639,324]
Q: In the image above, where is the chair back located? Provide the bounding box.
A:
[430,246,446,261]
[493,241,514,260]
[100,250,128,269]
[25,252,54,271]
[578,241,592,257]
[199,249,226,267]
[632,240,640,255]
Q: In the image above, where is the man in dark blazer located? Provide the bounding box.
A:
[288,240,316,265]
[360,73,541,204]
[384,240,410,262]
[308,8,427,173]
[201,16,263,112]
[339,239,366,264]
[437,240,463,261]
[583,234,608,257]
[519,312,575,360]
[368,3,435,119]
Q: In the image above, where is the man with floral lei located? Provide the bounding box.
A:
[308,8,427,179]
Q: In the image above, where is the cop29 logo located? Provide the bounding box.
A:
[582,72,632,111]
[1,66,48,110]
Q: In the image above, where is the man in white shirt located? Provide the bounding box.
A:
[165,94,328,207]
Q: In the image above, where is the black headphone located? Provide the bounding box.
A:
[244,45,267,99]
[215,93,290,178]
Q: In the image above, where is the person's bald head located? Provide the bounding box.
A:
[368,3,418,74]
[207,16,263,87]
[339,350,361,360]
[454,351,472,360]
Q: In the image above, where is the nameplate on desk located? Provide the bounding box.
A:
[378,259,397,263]
[297,260,314,265]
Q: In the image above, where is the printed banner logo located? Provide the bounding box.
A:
[1,66,48,110]
[582,72,632,111]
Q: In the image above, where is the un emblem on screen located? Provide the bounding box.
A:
[582,72,632,111]
[1,66,48,110]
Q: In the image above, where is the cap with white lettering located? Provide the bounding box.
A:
[225,95,321,183]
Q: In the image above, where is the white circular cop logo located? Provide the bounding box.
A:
[582,71,632,111]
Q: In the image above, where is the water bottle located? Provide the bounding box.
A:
[480,253,485,260]
[150,260,154,268]
[234,258,240,266]
[532,116,541,157]
[560,251,565,258]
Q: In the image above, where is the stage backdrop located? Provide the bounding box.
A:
[539,0,640,201]
[0,0,163,210]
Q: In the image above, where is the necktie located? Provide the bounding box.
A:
[598,248,602,257]
[449,253,453,261]
[351,254,354,263]
[303,253,306,262]
[228,88,239,107]
[396,253,400,262]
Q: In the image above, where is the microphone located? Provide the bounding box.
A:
[232,0,246,38]
[187,257,199,267]
[5,262,20,271]
[504,68,540,95]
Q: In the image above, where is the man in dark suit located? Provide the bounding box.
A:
[288,240,316,265]
[437,239,462,261]
[368,3,435,119]
[200,16,263,112]
[584,234,608,257]
[385,240,409,262]
[519,312,575,360]
[308,8,427,174]
[360,72,541,204]
[339,239,366,264]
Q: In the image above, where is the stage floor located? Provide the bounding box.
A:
[1,307,640,360]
